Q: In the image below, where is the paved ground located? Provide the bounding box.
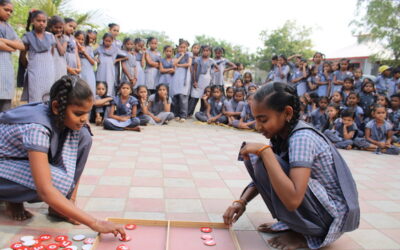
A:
[1,120,400,249]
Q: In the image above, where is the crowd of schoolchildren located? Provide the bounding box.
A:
[1,6,399,154]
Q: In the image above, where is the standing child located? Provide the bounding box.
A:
[331,58,353,96]
[322,104,340,132]
[133,38,146,86]
[91,82,112,125]
[265,55,278,84]
[375,65,392,96]
[0,76,126,238]
[193,87,211,121]
[103,82,140,131]
[358,79,376,120]
[0,0,24,111]
[341,77,355,100]
[388,67,400,96]
[376,94,391,113]
[76,30,96,95]
[196,85,228,124]
[121,37,137,88]
[324,109,359,150]
[171,39,192,121]
[48,16,67,81]
[243,72,254,93]
[188,45,218,117]
[310,96,329,131]
[364,104,400,155]
[273,55,290,84]
[232,92,256,129]
[316,62,332,97]
[147,83,174,124]
[64,18,80,76]
[224,88,245,126]
[291,59,308,96]
[233,78,244,90]
[158,45,175,87]
[144,37,161,94]
[19,10,55,103]
[232,63,244,82]
[389,94,400,144]
[225,86,234,101]
[94,33,124,96]
[353,68,364,93]
[307,65,318,94]
[212,47,236,86]
[108,23,122,86]
[312,52,324,74]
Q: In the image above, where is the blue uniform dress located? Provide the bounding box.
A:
[53,35,68,81]
[95,45,124,96]
[310,108,328,131]
[273,65,290,84]
[148,94,174,125]
[232,102,255,129]
[387,77,400,97]
[195,97,228,124]
[212,58,231,86]
[317,72,329,97]
[134,52,145,86]
[103,95,140,130]
[0,102,92,201]
[158,58,174,87]
[121,52,137,85]
[113,40,123,87]
[389,109,400,143]
[291,67,307,96]
[324,118,358,149]
[65,35,79,71]
[171,52,192,119]
[366,119,400,155]
[79,45,96,95]
[0,21,19,108]
[242,121,359,249]
[374,75,391,96]
[233,71,242,82]
[331,70,353,96]
[145,49,161,91]
[359,92,375,118]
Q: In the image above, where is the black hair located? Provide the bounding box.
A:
[108,23,119,29]
[155,84,169,103]
[313,52,325,60]
[96,81,108,97]
[309,92,319,103]
[392,67,400,75]
[243,72,253,83]
[341,109,355,119]
[146,36,157,48]
[49,76,93,129]
[271,55,278,60]
[26,9,46,31]
[203,86,211,94]
[371,104,386,113]
[102,32,113,41]
[74,30,84,39]
[246,92,255,100]
[346,92,359,104]
[278,54,288,64]
[328,103,340,112]
[85,30,97,46]
[254,82,300,153]
[338,58,350,71]
[200,45,213,57]
[318,96,329,103]
[211,85,224,94]
[391,93,400,99]
[0,0,11,6]
[163,45,172,52]
[226,86,233,92]
[178,38,190,47]
[64,17,75,24]
[214,47,225,55]
[122,37,133,51]
[343,77,354,89]
[134,38,143,45]
[47,15,64,31]
[233,88,245,98]
[377,94,390,108]
[118,82,132,94]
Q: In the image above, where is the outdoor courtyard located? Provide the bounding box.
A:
[0,121,399,249]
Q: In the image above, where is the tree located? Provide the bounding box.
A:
[351,0,400,63]
[256,20,314,70]
[194,35,255,66]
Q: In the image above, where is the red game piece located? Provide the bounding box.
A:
[46,243,59,250]
[83,238,95,244]
[59,241,72,247]
[204,239,216,246]
[54,236,68,242]
[39,235,51,241]
[32,245,45,250]
[119,235,131,242]
[10,242,23,249]
[116,244,129,250]
[201,234,214,240]
[125,224,136,230]
[200,227,212,233]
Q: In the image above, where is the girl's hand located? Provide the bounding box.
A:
[154,116,161,123]
[90,220,126,238]
[207,118,214,124]
[223,201,246,226]
[378,142,386,148]
[239,142,266,161]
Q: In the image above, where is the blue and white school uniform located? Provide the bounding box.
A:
[103,95,140,130]
[212,58,231,86]
[158,58,174,87]
[0,102,92,201]
[273,65,290,84]
[354,78,363,93]
[233,70,242,82]
[224,99,245,116]
[145,49,161,91]
[53,35,68,81]
[195,97,228,124]
[317,72,329,97]
[0,21,19,103]
[387,77,400,97]
[21,31,56,103]
[232,103,255,129]
[366,119,400,155]
[113,40,123,86]
[243,121,359,249]
[375,75,391,96]
[292,67,307,96]
[79,45,96,95]
[359,92,375,118]
[170,52,191,118]
[95,45,123,96]
[121,52,137,85]
[310,108,328,131]
[65,35,79,72]
[307,75,318,94]
[135,52,145,86]
[324,119,358,149]
[389,109,400,143]
[190,57,216,99]
[331,70,353,96]
[148,94,174,125]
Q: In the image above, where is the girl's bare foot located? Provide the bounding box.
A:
[268,231,307,250]
[257,223,290,234]
[48,207,81,225]
[5,202,33,221]
[124,126,141,132]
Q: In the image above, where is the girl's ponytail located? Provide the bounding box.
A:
[26,9,46,32]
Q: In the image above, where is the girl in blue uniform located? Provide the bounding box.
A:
[158,45,175,87]
[133,38,146,87]
[75,30,96,95]
[121,37,137,88]
[212,47,236,86]
[358,79,376,119]
[224,88,245,126]
[144,37,161,94]
[0,76,126,238]
[195,85,228,124]
[232,92,256,130]
[317,61,332,97]
[147,84,174,125]
[223,82,359,250]
[108,23,122,87]
[331,58,353,96]
[48,16,67,81]
[273,55,290,84]
[64,18,80,76]
[0,0,24,111]
[290,59,308,96]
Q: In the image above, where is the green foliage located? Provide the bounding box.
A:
[351,0,400,62]
[194,35,255,66]
[257,20,314,70]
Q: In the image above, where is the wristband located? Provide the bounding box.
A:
[256,145,271,156]
[233,199,247,207]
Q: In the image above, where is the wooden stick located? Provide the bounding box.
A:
[165,220,171,250]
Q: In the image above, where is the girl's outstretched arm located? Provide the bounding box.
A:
[29,150,126,237]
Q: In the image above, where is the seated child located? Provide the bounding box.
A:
[232,92,256,129]
[322,104,340,132]
[358,79,376,120]
[91,82,113,125]
[389,94,400,143]
[247,83,257,94]
[233,78,244,90]
[324,109,359,150]
[195,85,228,124]
[330,91,345,111]
[103,82,141,131]
[225,86,234,101]
[224,88,245,125]
[194,87,211,121]
[344,92,364,130]
[147,83,175,125]
[134,85,152,126]
[310,96,328,130]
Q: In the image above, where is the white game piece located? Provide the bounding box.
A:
[72,234,86,241]
[82,244,92,250]
[22,240,37,247]
[20,236,35,242]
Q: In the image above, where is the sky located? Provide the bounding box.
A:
[69,0,361,56]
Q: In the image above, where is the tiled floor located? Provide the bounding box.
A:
[1,120,400,249]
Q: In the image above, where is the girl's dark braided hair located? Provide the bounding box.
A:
[254,82,300,156]
[49,76,93,129]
